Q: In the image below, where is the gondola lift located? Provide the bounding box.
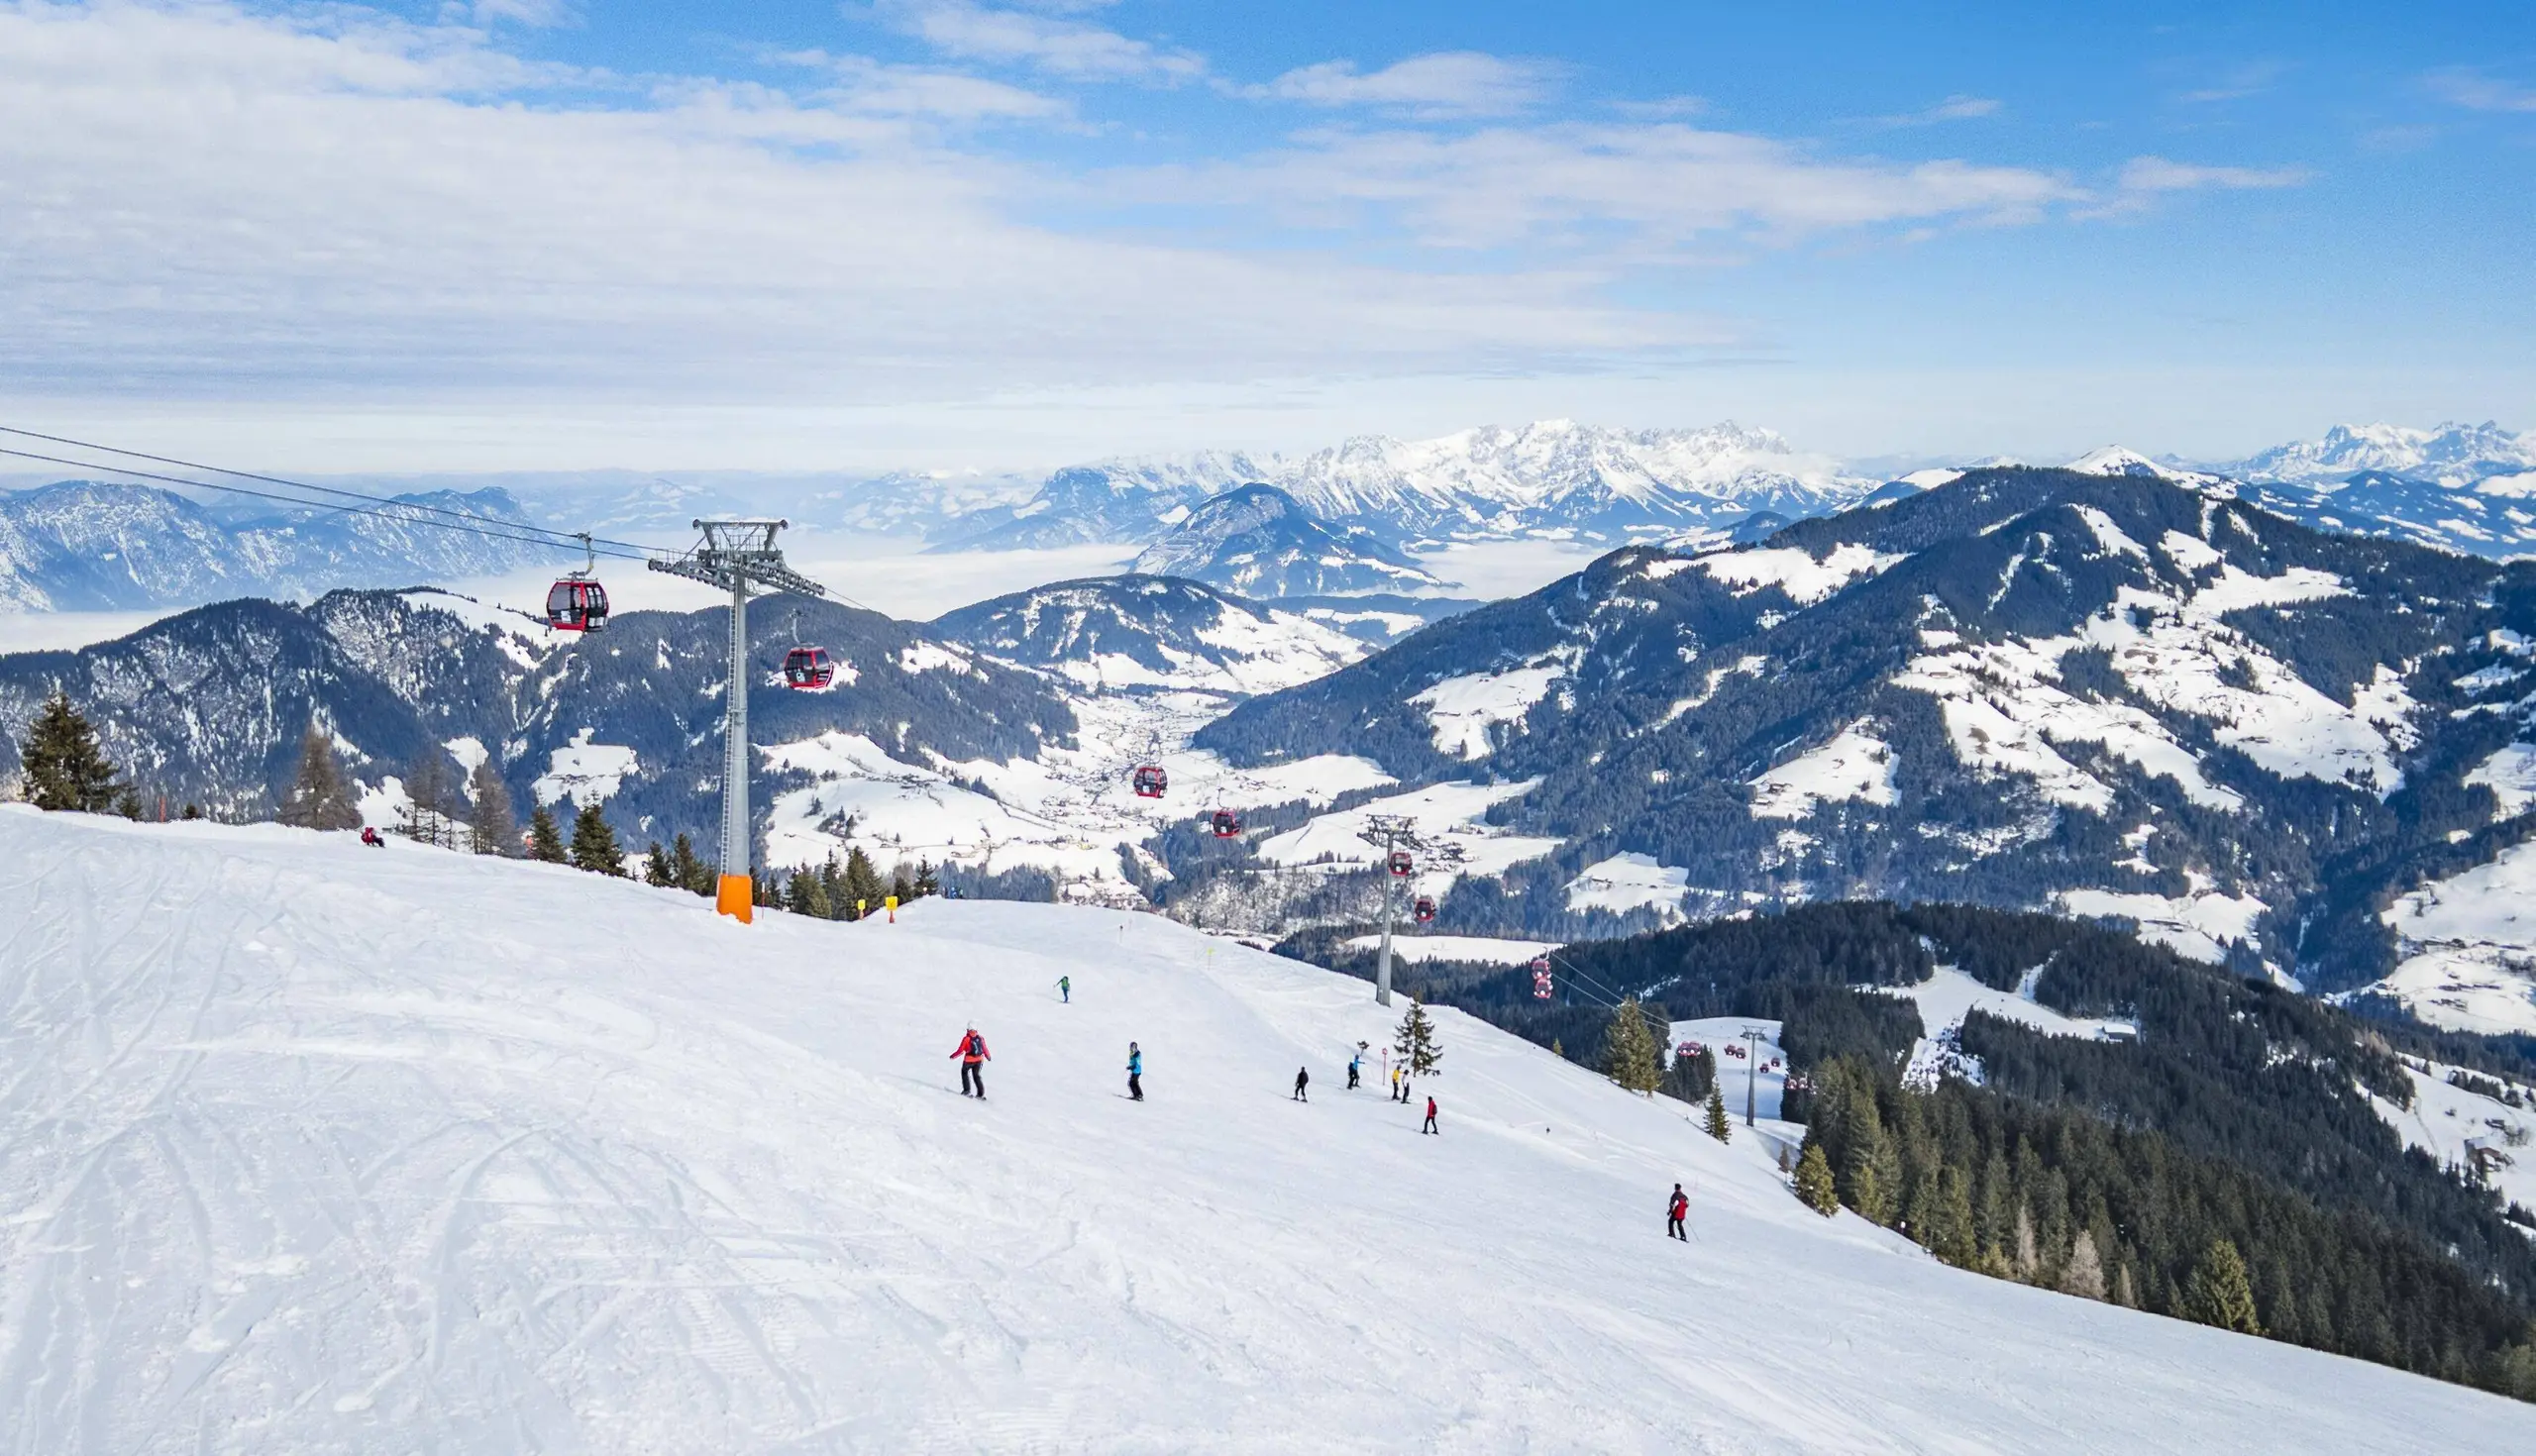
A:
[1386,849,1414,878]
[1210,808,1241,838]
[1132,765,1168,798]
[545,533,609,633]
[781,608,835,689]
[1413,894,1436,923]
[1531,956,1553,1000]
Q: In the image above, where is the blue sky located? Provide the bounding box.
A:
[1,1,2530,470]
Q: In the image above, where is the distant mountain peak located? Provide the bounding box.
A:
[1130,485,1444,599]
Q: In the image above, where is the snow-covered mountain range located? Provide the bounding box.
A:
[1195,467,2536,1029]
[1127,484,1443,598]
[0,480,565,611]
[932,574,1368,697]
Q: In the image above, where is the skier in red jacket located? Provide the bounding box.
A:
[949,1027,991,1098]
[1421,1095,1438,1135]
[1668,1184,1689,1241]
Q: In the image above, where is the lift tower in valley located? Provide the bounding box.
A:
[651,519,827,922]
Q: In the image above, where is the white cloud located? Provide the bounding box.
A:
[776,50,1069,120]
[1147,124,2078,251]
[2115,156,2312,192]
[2426,66,2536,113]
[880,0,1203,82]
[1875,94,2001,127]
[0,1,1686,418]
[1255,52,1561,119]
[461,0,574,27]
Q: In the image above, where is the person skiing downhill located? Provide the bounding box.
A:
[1293,1066,1310,1102]
[1347,1051,1361,1091]
[1421,1095,1438,1135]
[949,1026,991,1097]
[1058,976,1070,1004]
[1668,1184,1690,1241]
[1126,1041,1143,1101]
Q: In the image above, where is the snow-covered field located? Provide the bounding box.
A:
[2363,1059,2536,1221]
[2372,840,2536,1035]
[7,808,2525,1451]
[10,816,2525,1450]
[1254,780,1560,900]
[1338,933,1559,965]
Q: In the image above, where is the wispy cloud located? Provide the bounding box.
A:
[2179,59,2288,103]
[1874,94,2002,127]
[1134,124,2078,254]
[456,0,576,27]
[877,0,1202,83]
[2071,155,2312,218]
[774,50,1068,121]
[1252,52,1563,120]
[2425,66,2536,113]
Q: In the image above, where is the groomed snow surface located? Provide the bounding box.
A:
[3,808,2530,1452]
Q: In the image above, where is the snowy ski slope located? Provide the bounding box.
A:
[1,806,2529,1452]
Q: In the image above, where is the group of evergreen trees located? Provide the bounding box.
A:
[1797,1054,2536,1401]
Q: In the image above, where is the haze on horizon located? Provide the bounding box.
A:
[1,0,2530,474]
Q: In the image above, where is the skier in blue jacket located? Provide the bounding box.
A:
[1126,1042,1144,1101]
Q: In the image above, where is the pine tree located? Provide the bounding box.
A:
[842,846,885,919]
[1394,998,1442,1078]
[1703,1086,1733,1143]
[568,801,625,875]
[114,784,142,820]
[180,803,201,820]
[891,864,914,904]
[2060,1229,2108,1300]
[671,832,711,896]
[1602,997,1662,1094]
[466,758,515,856]
[643,842,673,886]
[19,691,124,813]
[913,858,941,898]
[787,868,833,919]
[1795,1141,1840,1215]
[276,726,360,830]
[1549,1038,1563,1060]
[2181,1239,2263,1335]
[528,804,568,863]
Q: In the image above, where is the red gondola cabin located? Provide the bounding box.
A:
[1413,894,1436,923]
[545,577,609,633]
[783,646,834,689]
[1132,765,1168,798]
[1531,958,1553,999]
[1210,809,1240,837]
[1386,850,1414,877]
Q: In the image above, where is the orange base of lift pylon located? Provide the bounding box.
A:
[715,873,755,923]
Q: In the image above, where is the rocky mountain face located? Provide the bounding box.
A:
[2215,423,2536,562]
[0,588,1076,850]
[1127,485,1443,598]
[931,574,1367,696]
[1198,468,2536,990]
[0,479,566,611]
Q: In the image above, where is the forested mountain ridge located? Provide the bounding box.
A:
[0,589,1075,849]
[1298,898,2536,1403]
[1202,468,2536,991]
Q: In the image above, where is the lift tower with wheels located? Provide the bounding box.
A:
[650,519,827,922]
[1357,813,1415,1007]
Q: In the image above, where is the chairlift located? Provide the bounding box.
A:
[1132,765,1168,798]
[1386,849,1414,877]
[545,535,609,633]
[1210,808,1241,838]
[1413,894,1436,923]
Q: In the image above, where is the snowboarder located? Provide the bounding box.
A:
[949,1026,991,1097]
[1126,1041,1143,1101]
[360,826,384,848]
[1667,1184,1689,1241]
[1293,1066,1310,1102]
[1421,1095,1438,1135]
[1059,975,1071,1003]
[1347,1051,1361,1091]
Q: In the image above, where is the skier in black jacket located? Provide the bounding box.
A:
[1292,1066,1310,1102]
